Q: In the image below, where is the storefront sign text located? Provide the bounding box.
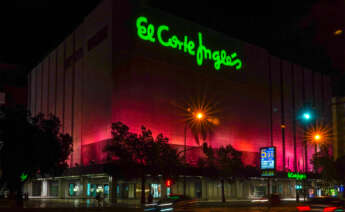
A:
[288,172,306,180]
[136,16,242,71]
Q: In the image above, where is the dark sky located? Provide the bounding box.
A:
[0,0,343,77]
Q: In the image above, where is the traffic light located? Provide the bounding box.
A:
[165,179,172,187]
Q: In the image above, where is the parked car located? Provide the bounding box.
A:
[296,196,345,212]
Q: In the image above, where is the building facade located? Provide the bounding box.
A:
[26,0,332,201]
[332,97,345,160]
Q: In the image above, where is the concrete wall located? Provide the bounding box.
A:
[28,0,113,167]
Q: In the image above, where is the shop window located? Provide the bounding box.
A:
[69,183,80,196]
[69,184,75,196]
[167,187,171,197]
[116,184,120,197]
[254,185,266,197]
[150,184,161,199]
[48,181,58,197]
[104,184,109,197]
[135,184,149,199]
[32,181,42,196]
[195,182,202,199]
[91,184,97,197]
[128,184,135,198]
[120,183,129,199]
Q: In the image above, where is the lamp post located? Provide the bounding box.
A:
[303,112,311,173]
[313,133,321,153]
[183,110,205,196]
[301,110,314,173]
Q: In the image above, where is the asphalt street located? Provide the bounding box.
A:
[0,199,302,211]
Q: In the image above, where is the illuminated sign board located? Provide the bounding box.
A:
[288,172,306,180]
[136,16,243,71]
[260,147,276,170]
[261,170,275,177]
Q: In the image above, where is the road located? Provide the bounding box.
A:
[0,199,301,211]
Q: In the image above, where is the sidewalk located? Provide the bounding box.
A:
[1,198,304,209]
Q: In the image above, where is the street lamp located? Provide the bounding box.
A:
[313,133,322,153]
[313,134,321,142]
[298,107,316,173]
[196,112,204,120]
[183,109,206,195]
[303,113,311,120]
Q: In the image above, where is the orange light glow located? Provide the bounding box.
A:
[196,112,204,120]
[314,134,321,141]
[305,121,332,146]
[334,29,343,36]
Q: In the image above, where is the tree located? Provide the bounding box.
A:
[0,106,73,201]
[310,148,345,196]
[335,155,345,197]
[311,149,337,182]
[198,143,243,202]
[104,122,183,204]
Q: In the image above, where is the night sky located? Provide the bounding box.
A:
[0,0,343,92]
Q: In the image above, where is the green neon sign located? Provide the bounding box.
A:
[288,172,306,180]
[136,16,242,71]
[20,173,28,182]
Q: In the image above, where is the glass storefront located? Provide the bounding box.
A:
[151,184,161,198]
[104,184,109,197]
[32,181,42,196]
[86,183,109,198]
[69,183,77,196]
[195,182,202,199]
[68,182,83,196]
[48,181,58,197]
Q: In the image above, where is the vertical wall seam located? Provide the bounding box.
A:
[268,55,273,146]
[41,63,44,114]
[302,68,308,172]
[62,42,66,133]
[71,32,76,166]
[28,73,31,113]
[47,56,50,114]
[321,73,325,117]
[291,64,297,171]
[55,49,58,115]
[280,59,285,171]
[80,29,85,166]
[312,71,315,107]
[35,67,38,115]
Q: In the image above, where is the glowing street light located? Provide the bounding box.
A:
[196,112,204,120]
[334,29,343,36]
[313,134,321,142]
[303,113,311,120]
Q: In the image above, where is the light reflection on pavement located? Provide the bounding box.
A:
[1,199,299,211]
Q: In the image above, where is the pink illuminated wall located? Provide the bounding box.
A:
[28,0,332,171]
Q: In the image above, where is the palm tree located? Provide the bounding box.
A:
[199,143,243,203]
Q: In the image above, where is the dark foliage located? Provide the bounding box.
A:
[104,122,184,204]
[198,143,245,202]
[0,106,73,194]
